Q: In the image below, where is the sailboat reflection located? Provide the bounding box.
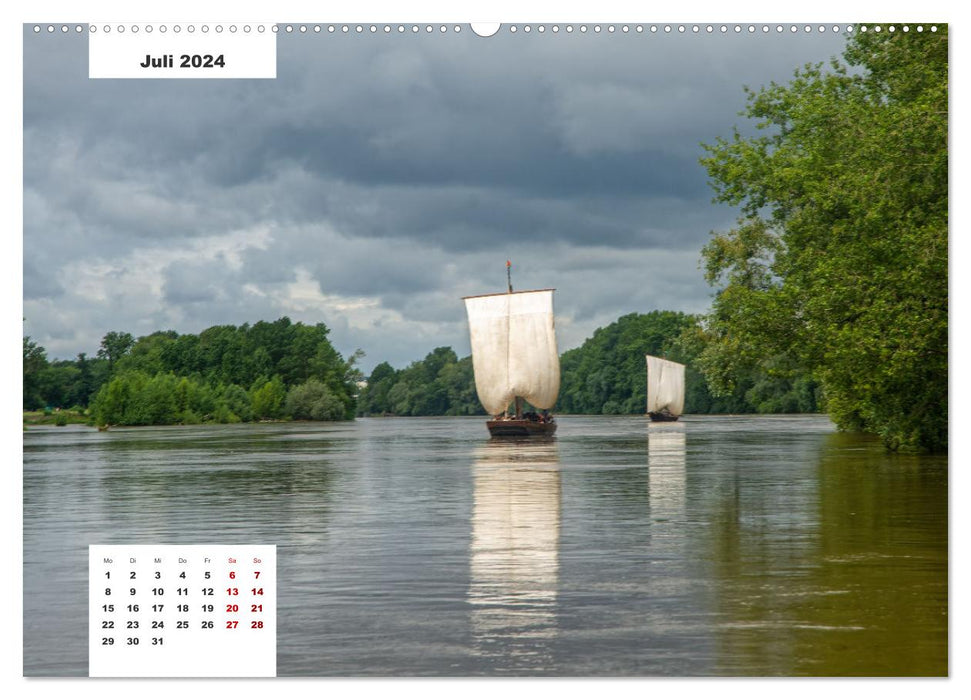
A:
[648,423,686,524]
[468,438,561,672]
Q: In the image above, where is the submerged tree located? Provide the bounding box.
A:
[700,27,947,451]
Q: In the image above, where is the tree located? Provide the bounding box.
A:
[97,331,135,372]
[355,347,484,417]
[36,363,81,409]
[74,352,108,407]
[285,379,348,421]
[91,371,147,426]
[699,28,947,451]
[250,376,287,420]
[115,330,177,376]
[357,361,398,415]
[438,357,481,415]
[23,336,48,409]
[214,383,252,423]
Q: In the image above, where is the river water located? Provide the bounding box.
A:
[23,414,947,676]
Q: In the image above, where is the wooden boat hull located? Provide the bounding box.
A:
[486,419,558,437]
[648,412,681,422]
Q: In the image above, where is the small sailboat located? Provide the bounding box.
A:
[646,355,685,422]
[463,262,560,437]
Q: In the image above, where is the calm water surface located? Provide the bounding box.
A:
[23,415,947,676]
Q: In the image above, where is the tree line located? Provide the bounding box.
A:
[26,309,820,426]
[24,317,362,426]
[355,311,820,418]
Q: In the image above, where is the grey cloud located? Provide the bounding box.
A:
[162,261,226,304]
[23,258,64,300]
[23,25,848,371]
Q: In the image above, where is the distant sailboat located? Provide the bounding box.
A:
[463,262,560,437]
[646,355,685,422]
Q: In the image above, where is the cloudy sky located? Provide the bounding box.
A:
[23,24,849,373]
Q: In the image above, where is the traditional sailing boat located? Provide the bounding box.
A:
[645,355,685,422]
[463,262,560,437]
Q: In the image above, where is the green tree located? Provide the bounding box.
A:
[250,376,287,420]
[213,383,253,423]
[285,379,348,421]
[130,373,180,425]
[386,381,416,416]
[165,334,202,376]
[23,336,48,409]
[36,362,81,409]
[115,330,178,376]
[357,362,398,415]
[699,28,947,451]
[97,331,136,372]
[671,323,821,414]
[91,371,185,426]
[91,371,147,426]
[357,347,483,417]
[439,356,482,416]
[74,352,108,407]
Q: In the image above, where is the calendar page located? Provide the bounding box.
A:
[19,1,951,686]
[88,545,276,677]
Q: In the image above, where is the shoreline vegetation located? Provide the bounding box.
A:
[23,310,822,430]
[23,30,946,452]
[24,318,361,430]
[23,409,90,427]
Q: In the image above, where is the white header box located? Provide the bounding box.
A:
[89,25,276,79]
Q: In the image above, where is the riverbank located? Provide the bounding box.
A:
[23,410,91,427]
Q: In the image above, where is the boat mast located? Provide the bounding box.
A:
[507,260,522,417]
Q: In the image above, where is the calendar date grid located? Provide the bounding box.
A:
[97,559,268,647]
[89,545,276,677]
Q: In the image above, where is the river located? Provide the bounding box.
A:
[23,414,947,676]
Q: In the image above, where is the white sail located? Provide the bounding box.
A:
[645,355,685,416]
[464,289,560,415]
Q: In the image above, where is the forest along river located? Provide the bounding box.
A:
[23,414,947,676]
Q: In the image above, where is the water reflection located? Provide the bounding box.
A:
[698,425,824,675]
[647,423,686,525]
[701,429,947,676]
[94,425,340,544]
[468,438,561,673]
[788,433,948,675]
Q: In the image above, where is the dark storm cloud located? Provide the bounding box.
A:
[265,123,705,202]
[270,173,695,251]
[22,25,848,369]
